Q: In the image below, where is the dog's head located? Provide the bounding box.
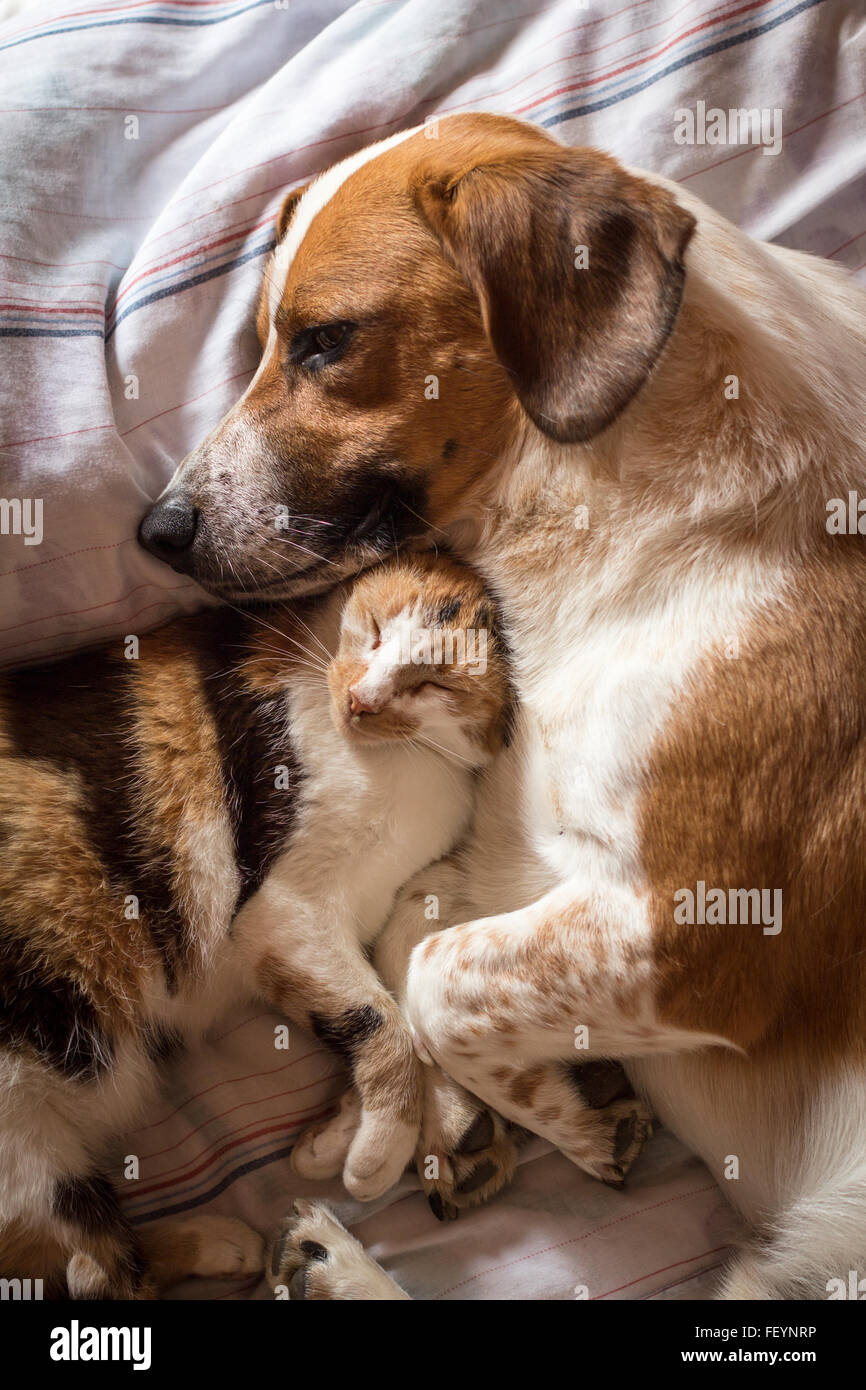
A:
[138,114,694,601]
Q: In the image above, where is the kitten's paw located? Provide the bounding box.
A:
[343,1111,419,1201]
[563,1097,653,1188]
[291,1089,361,1181]
[173,1214,266,1278]
[267,1200,409,1300]
[416,1066,520,1217]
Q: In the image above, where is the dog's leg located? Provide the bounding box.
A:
[267,1200,410,1300]
[406,879,728,1183]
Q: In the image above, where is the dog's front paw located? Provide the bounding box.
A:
[416,1065,521,1218]
[267,1200,409,1300]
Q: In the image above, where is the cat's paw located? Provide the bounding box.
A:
[342,1107,419,1201]
[174,1214,266,1278]
[290,1089,361,1181]
[291,1083,419,1201]
[267,1200,409,1300]
[416,1066,520,1217]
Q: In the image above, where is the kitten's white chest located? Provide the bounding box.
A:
[285,679,474,944]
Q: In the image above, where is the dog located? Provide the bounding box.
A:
[140,112,866,1300]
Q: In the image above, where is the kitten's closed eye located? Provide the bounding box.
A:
[328,557,510,767]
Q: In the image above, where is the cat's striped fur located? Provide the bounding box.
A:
[0,550,509,1296]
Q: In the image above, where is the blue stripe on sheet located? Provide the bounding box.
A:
[528,0,801,126]
[123,1130,299,1219]
[128,1143,297,1224]
[104,236,274,340]
[104,233,272,333]
[543,0,828,127]
[0,326,105,337]
[0,0,275,53]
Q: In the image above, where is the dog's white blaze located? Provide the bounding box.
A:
[266,125,422,321]
[243,126,422,402]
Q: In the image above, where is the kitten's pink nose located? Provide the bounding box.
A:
[348,687,380,716]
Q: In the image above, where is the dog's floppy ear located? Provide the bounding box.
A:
[414,148,695,443]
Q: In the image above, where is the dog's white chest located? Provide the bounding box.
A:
[520,642,671,891]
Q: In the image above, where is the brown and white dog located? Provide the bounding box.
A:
[140,113,866,1300]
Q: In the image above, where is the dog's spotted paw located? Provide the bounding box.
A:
[267,1200,409,1300]
[564,1096,653,1188]
[416,1066,521,1217]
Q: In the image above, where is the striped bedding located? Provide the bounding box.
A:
[0,0,863,1298]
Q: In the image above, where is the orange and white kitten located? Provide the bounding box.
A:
[0,551,509,1297]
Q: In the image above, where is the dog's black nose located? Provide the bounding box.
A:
[138,496,199,563]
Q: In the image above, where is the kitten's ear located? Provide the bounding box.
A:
[275,182,312,243]
[414,146,695,443]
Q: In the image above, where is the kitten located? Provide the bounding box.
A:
[0,550,510,1297]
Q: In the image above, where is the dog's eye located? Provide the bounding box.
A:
[291,321,354,370]
[312,324,346,352]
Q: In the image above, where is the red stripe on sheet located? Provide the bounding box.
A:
[512,0,775,116]
[681,87,866,179]
[0,251,126,270]
[0,577,193,634]
[0,538,127,581]
[113,216,273,308]
[0,421,112,449]
[0,591,195,664]
[209,1010,270,1044]
[129,1105,336,1198]
[0,275,109,290]
[131,208,267,274]
[135,1049,330,1136]
[432,1183,718,1298]
[135,1088,341,1178]
[645,1259,728,1299]
[119,367,255,434]
[593,1245,731,1298]
[828,226,866,258]
[0,302,102,314]
[0,201,152,222]
[440,0,736,117]
[0,102,230,114]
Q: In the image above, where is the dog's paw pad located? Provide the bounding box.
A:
[566,1098,653,1187]
[419,1100,519,1214]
